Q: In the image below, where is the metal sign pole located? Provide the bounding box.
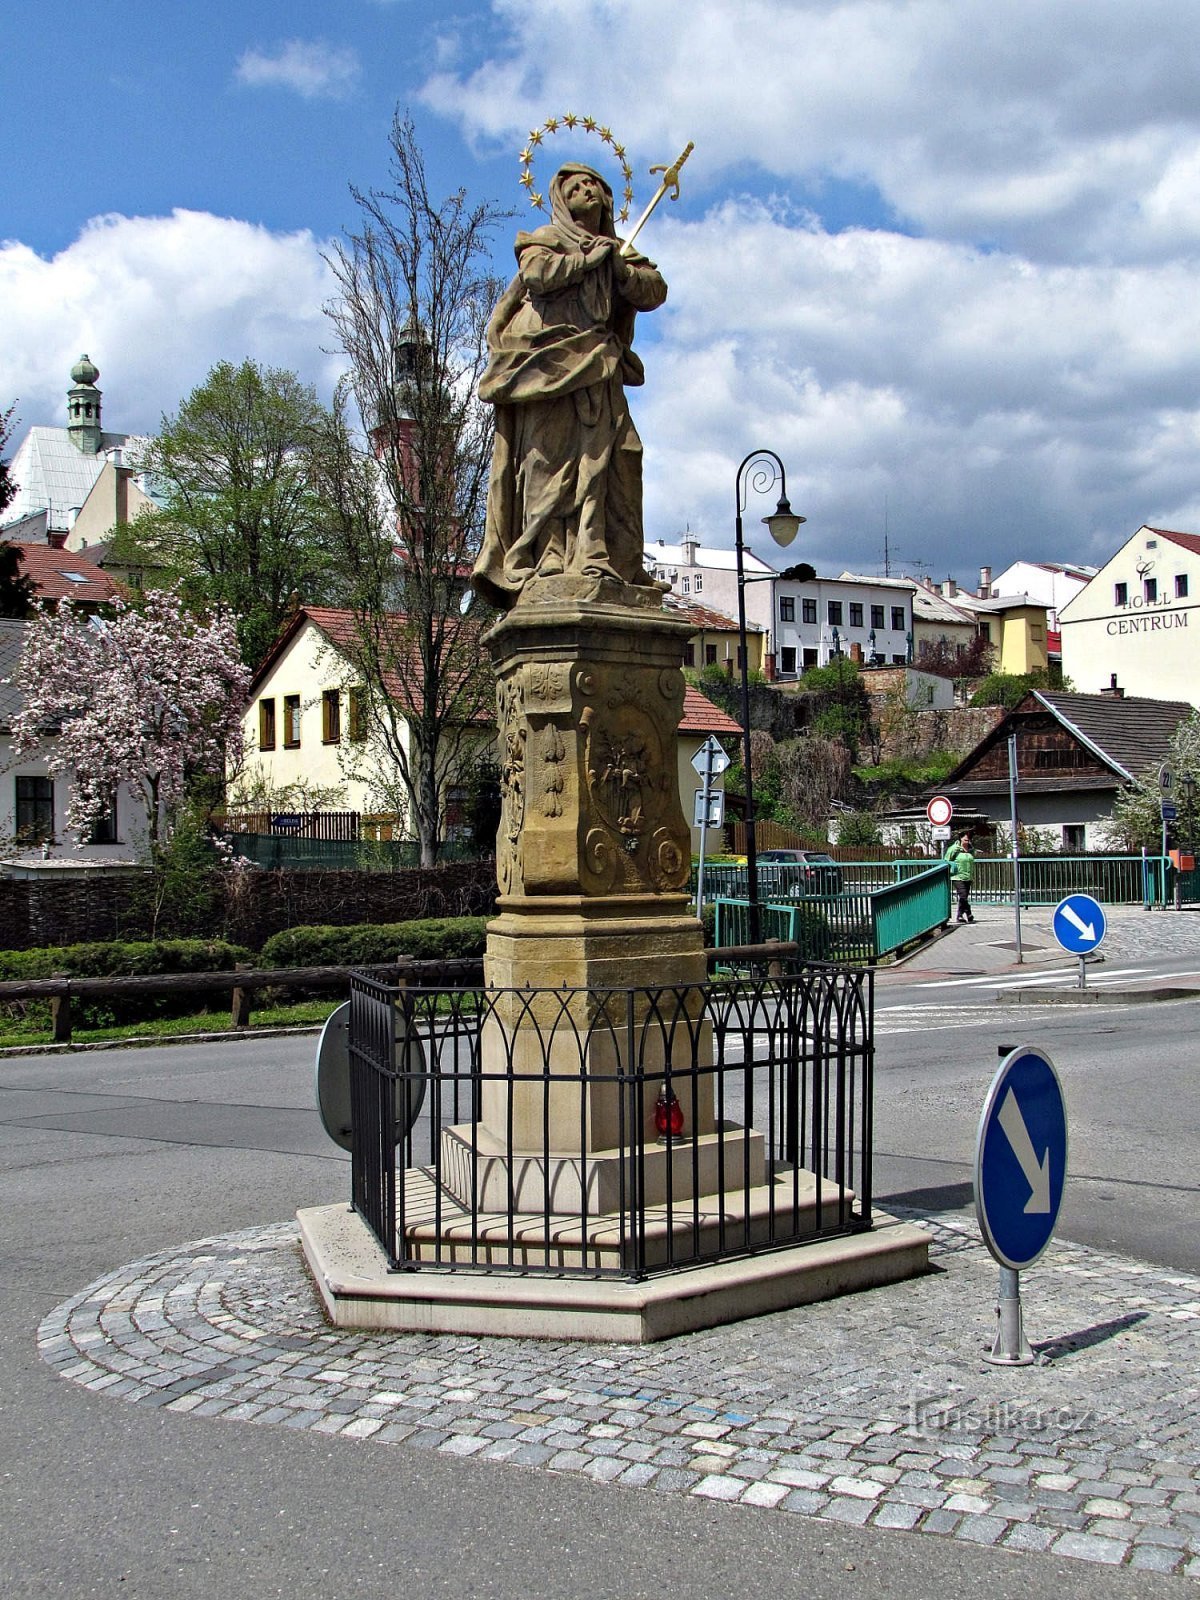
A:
[1008,734,1023,963]
[695,743,714,923]
[988,1265,1034,1365]
[1078,953,1086,991]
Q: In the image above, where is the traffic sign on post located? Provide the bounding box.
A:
[693,788,724,829]
[975,1044,1068,1364]
[926,795,954,827]
[692,736,730,779]
[1051,893,1106,955]
[976,1046,1068,1271]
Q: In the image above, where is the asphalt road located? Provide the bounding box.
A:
[0,1018,1193,1597]
[872,971,1200,1272]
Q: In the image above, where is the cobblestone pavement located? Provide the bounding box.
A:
[38,1214,1200,1579]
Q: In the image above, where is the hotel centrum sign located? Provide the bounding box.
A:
[1058,526,1200,700]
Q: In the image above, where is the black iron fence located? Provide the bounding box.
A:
[348,963,873,1282]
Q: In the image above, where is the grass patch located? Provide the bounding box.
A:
[0,997,342,1050]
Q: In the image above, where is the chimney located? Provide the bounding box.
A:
[979,565,992,598]
[941,577,958,598]
[1099,673,1124,699]
[681,532,699,566]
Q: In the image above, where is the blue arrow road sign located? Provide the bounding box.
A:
[1051,892,1106,955]
[975,1046,1068,1270]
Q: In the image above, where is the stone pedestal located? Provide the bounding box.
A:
[477,575,713,1176]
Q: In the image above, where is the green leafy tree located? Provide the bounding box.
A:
[0,543,36,618]
[122,361,338,667]
[312,113,506,867]
[835,809,883,848]
[1104,712,1200,850]
[800,657,871,756]
[969,668,1067,709]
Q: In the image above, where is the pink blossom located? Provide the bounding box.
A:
[11,588,249,848]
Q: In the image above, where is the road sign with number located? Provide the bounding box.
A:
[975,1045,1068,1270]
[1159,763,1176,796]
[1051,893,1106,955]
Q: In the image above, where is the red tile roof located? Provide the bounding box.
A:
[679,684,742,735]
[664,594,762,633]
[7,543,115,606]
[1146,527,1200,557]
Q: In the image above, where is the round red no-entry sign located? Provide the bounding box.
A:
[927,795,954,827]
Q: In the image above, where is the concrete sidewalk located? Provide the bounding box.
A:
[893,900,1200,983]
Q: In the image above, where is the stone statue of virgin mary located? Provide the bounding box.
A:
[472,162,667,609]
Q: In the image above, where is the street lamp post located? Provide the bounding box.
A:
[734,450,804,946]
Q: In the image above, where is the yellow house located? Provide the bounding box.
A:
[664,593,766,676]
[235,606,495,837]
[956,594,1050,675]
[237,606,741,851]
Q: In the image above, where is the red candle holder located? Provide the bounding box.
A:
[654,1084,685,1140]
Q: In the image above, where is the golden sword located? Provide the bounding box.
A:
[619,141,694,258]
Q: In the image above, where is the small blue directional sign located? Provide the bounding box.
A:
[975,1046,1068,1270]
[1051,892,1106,955]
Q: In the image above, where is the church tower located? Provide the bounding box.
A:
[66,354,103,455]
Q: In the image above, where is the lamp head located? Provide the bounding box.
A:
[762,496,804,548]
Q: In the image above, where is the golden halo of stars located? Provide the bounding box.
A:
[518,114,635,222]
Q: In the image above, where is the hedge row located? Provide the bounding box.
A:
[259,917,489,970]
[0,939,251,983]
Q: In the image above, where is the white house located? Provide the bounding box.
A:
[985,559,1096,634]
[772,572,915,678]
[645,536,776,653]
[1058,526,1200,703]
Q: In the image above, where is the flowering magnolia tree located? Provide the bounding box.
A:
[11,589,248,851]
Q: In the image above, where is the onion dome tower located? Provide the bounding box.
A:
[67,354,103,455]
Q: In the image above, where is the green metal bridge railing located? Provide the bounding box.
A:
[714,863,951,966]
[695,855,1171,911]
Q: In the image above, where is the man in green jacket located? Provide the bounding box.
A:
[945,832,976,924]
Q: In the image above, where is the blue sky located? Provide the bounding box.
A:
[6,1,1200,591]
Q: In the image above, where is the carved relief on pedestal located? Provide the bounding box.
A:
[577,675,690,896]
[495,675,526,895]
[487,611,694,902]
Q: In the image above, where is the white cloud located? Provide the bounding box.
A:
[422,0,1200,263]
[235,39,361,101]
[0,212,342,439]
[629,201,1200,576]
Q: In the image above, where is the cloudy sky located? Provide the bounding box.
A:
[6,0,1200,585]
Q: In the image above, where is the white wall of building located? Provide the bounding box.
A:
[988,560,1095,629]
[1059,527,1200,704]
[645,538,776,644]
[773,574,915,677]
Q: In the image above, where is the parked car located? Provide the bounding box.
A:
[757,848,844,895]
